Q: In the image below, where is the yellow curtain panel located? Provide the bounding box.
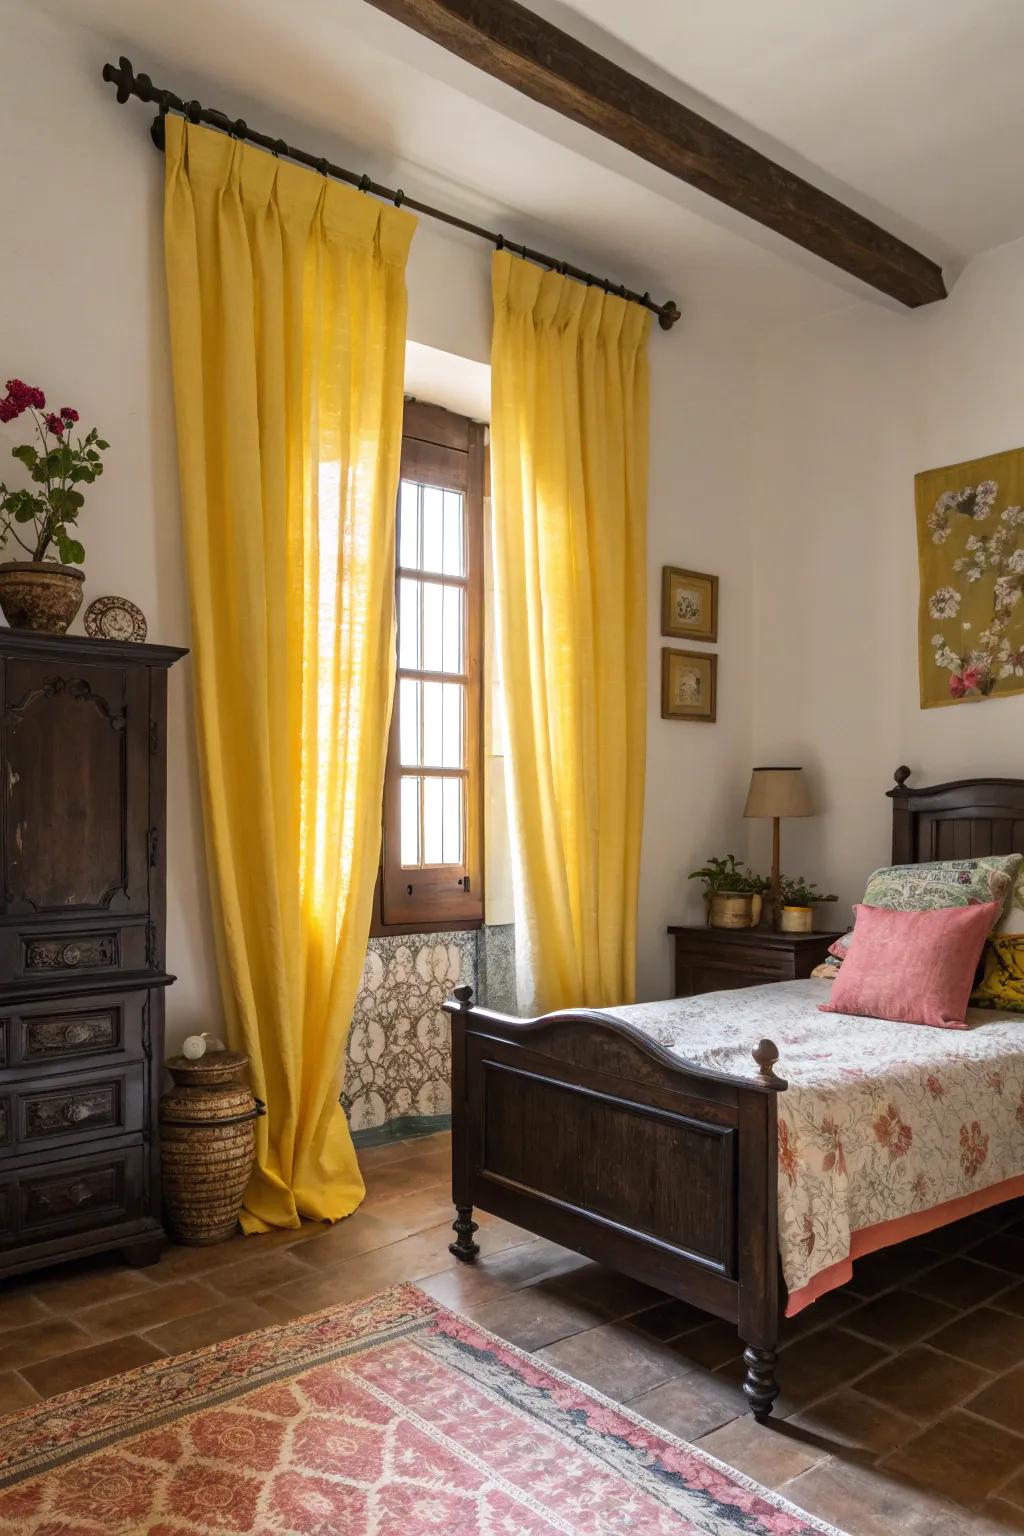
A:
[163,118,415,1231]
[490,250,650,1015]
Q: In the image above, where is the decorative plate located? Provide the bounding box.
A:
[83,595,147,642]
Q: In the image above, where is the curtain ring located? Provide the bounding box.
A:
[272,138,287,158]
[316,157,329,177]
[358,173,371,193]
[232,118,247,140]
[495,234,505,251]
[186,99,201,124]
[393,188,405,207]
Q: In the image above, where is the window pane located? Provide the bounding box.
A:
[442,682,463,767]
[400,776,420,866]
[399,678,419,766]
[423,777,443,864]
[398,578,420,669]
[421,681,442,766]
[399,481,419,569]
[442,777,463,864]
[421,486,444,573]
[421,581,443,672]
[443,490,465,576]
[442,584,463,672]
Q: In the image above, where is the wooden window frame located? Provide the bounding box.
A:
[372,401,485,935]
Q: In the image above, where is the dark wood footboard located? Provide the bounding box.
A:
[443,985,787,1419]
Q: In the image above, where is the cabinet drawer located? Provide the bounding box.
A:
[0,922,151,985]
[0,1142,146,1246]
[0,1063,144,1159]
[0,992,146,1075]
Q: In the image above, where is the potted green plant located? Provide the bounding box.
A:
[777,875,838,934]
[688,855,770,929]
[0,378,107,632]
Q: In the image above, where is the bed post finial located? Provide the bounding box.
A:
[893,765,912,789]
[752,1038,785,1090]
[453,985,474,1010]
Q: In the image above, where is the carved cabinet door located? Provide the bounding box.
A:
[1,659,151,918]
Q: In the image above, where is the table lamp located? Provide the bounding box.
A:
[743,767,814,928]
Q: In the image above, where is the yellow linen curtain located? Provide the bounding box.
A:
[163,117,415,1231]
[490,250,650,1016]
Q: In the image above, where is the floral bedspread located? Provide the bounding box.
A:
[605,980,1024,1306]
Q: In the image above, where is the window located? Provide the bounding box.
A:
[376,401,484,931]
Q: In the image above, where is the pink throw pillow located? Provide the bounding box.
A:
[819,901,1002,1029]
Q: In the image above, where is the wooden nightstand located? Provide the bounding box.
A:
[667,925,845,998]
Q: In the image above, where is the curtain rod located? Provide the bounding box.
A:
[101,56,680,333]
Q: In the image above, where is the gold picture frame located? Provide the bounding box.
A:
[661,648,717,722]
[661,566,718,642]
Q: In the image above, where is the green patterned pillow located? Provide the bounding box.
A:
[833,854,1022,953]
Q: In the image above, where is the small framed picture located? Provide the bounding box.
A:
[661,648,717,722]
[661,566,718,642]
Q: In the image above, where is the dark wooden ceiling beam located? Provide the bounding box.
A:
[363,0,947,308]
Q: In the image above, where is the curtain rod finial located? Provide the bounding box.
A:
[102,55,136,104]
[658,300,681,331]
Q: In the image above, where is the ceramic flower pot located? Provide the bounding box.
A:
[0,560,85,633]
[779,905,813,934]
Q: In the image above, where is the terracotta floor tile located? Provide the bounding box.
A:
[779,1288,860,1344]
[545,1263,666,1320]
[696,1414,829,1488]
[966,1363,1024,1432]
[979,1500,1024,1534]
[842,1289,958,1349]
[286,1210,424,1270]
[848,1245,940,1296]
[880,1409,1024,1504]
[968,1234,1024,1277]
[536,1320,694,1402]
[466,1286,607,1350]
[909,1256,1017,1309]
[759,1326,890,1408]
[0,1290,51,1333]
[628,1370,746,1440]
[206,1249,316,1297]
[21,1334,165,1398]
[1002,1470,1024,1511]
[78,1279,221,1341]
[628,1297,713,1341]
[0,1315,92,1371]
[248,1292,310,1325]
[781,1456,966,1536]
[413,1264,515,1311]
[857,1343,992,1420]
[929,1305,1024,1371]
[29,1257,160,1313]
[142,1298,278,1354]
[996,1283,1024,1318]
[664,1319,743,1372]
[788,1387,920,1459]
[0,1371,42,1415]
[473,1239,589,1291]
[272,1224,458,1312]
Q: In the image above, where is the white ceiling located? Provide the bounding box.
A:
[27,0,1024,332]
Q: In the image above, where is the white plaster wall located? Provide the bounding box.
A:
[1,0,758,1030]
[750,237,1024,930]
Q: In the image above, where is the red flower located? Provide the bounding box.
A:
[948,673,967,698]
[961,665,987,691]
[925,1074,945,1098]
[820,1115,847,1177]
[0,397,19,423]
[59,406,79,423]
[778,1119,799,1187]
[873,1103,913,1160]
[5,378,45,410]
[43,412,65,435]
[959,1120,989,1179]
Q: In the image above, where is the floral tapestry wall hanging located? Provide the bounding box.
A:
[916,444,1024,708]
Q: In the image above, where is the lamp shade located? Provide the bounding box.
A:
[743,766,813,819]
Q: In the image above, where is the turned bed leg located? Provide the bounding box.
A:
[742,1343,780,1421]
[449,1205,480,1263]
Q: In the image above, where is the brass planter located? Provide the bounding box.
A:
[159,1051,264,1246]
[709,891,762,929]
[0,560,85,633]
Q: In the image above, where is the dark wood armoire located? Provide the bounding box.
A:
[0,630,186,1278]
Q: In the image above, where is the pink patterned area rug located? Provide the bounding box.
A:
[0,1283,843,1535]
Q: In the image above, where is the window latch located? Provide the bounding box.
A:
[458,875,471,892]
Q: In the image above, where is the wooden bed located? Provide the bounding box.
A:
[442,768,1024,1419]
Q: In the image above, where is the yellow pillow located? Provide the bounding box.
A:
[972,935,1024,1012]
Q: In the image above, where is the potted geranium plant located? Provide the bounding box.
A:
[688,855,770,929]
[777,875,838,934]
[0,378,107,632]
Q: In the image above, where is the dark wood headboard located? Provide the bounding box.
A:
[888,766,1024,865]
